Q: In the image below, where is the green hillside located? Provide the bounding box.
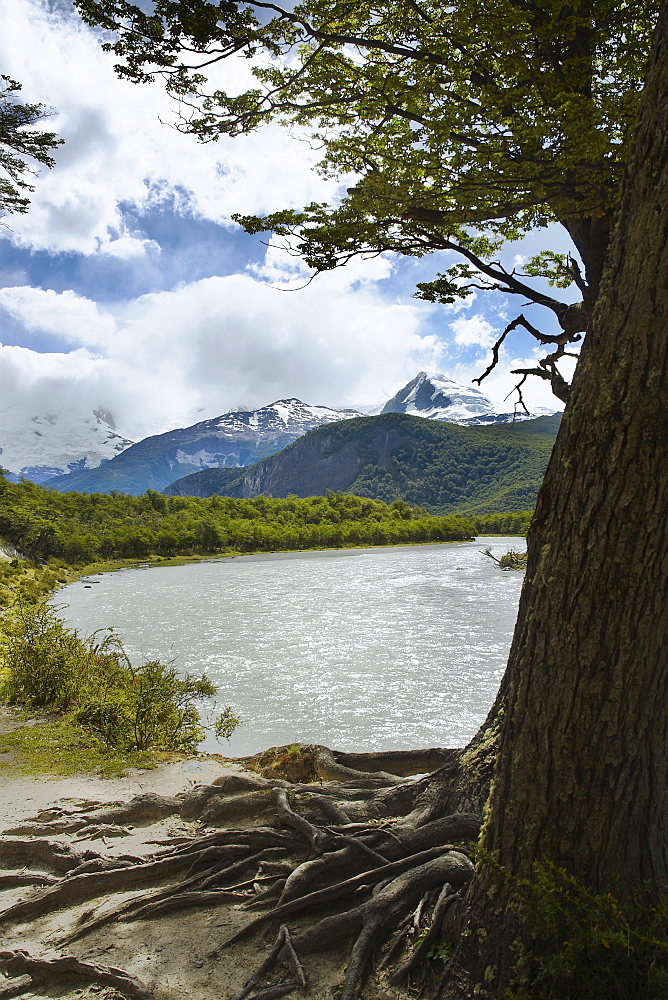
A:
[165,412,560,515]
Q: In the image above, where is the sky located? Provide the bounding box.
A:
[0,0,578,442]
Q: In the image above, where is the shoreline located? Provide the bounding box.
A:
[60,533,523,590]
[68,535,479,580]
[0,705,250,828]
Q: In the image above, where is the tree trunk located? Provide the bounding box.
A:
[442,5,668,994]
[562,211,613,301]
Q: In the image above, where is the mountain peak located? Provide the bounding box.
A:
[381,371,548,425]
[0,406,134,484]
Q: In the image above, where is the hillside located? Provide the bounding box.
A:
[45,400,360,496]
[164,412,560,514]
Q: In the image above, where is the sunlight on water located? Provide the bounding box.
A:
[57,538,525,755]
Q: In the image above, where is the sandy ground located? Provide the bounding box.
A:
[0,712,409,1000]
[0,756,241,828]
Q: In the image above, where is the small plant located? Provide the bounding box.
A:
[0,599,240,755]
[428,941,454,962]
[493,857,668,1000]
[214,705,242,742]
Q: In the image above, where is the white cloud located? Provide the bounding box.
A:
[0,287,115,347]
[0,261,445,439]
[451,314,496,348]
[450,351,573,414]
[0,0,577,441]
[0,0,340,256]
[0,343,116,418]
[101,236,161,260]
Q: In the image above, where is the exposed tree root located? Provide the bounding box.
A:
[293,853,472,1000]
[0,838,93,873]
[228,924,306,1000]
[389,883,466,988]
[0,949,152,1000]
[0,743,491,1000]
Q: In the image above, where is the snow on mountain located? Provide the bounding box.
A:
[0,406,134,484]
[45,398,364,495]
[3,379,556,494]
[381,372,553,425]
[207,398,361,444]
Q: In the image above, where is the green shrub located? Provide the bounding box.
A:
[504,860,668,1000]
[0,601,238,753]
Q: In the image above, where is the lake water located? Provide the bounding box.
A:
[56,538,525,757]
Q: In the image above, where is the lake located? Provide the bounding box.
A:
[56,538,525,757]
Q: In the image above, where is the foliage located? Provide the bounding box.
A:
[505,860,668,1000]
[467,512,533,536]
[0,601,237,753]
[0,557,74,610]
[428,940,454,963]
[0,469,478,566]
[214,706,242,742]
[0,75,62,217]
[74,0,660,399]
[482,547,528,570]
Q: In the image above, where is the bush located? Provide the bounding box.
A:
[0,601,239,753]
[499,859,668,1000]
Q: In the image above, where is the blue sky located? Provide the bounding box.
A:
[1,0,575,441]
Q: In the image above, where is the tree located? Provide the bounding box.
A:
[74,0,658,402]
[0,76,62,217]
[442,11,668,991]
[5,3,666,999]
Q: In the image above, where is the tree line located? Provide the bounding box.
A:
[0,473,532,567]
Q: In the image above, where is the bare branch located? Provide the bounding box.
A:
[505,374,532,416]
[473,317,525,386]
[511,365,570,404]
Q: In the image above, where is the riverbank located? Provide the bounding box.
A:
[1,534,526,780]
[0,736,415,1000]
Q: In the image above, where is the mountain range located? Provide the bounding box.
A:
[43,399,361,495]
[1,372,555,496]
[164,411,561,515]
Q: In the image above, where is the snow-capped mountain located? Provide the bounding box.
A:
[0,407,134,484]
[3,377,556,495]
[381,372,551,424]
[46,398,362,495]
[164,397,363,474]
[193,398,361,457]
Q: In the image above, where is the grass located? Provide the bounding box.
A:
[0,560,239,776]
[0,714,167,777]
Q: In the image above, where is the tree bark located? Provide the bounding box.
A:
[562,211,613,301]
[442,4,668,993]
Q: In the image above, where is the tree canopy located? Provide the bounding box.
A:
[0,76,62,217]
[74,0,659,401]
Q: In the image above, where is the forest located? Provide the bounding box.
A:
[167,412,559,514]
[0,471,530,570]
